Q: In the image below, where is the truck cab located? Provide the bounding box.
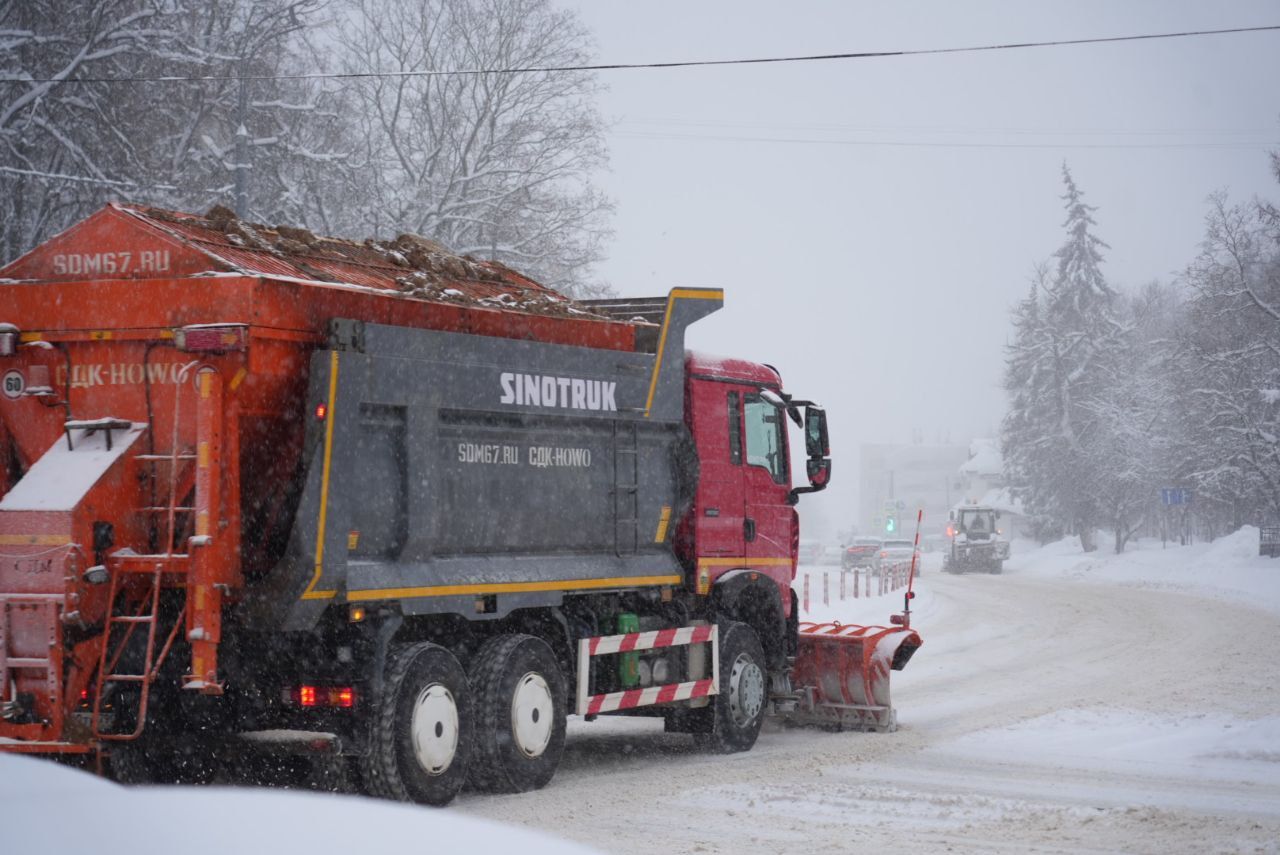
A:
[677,352,829,664]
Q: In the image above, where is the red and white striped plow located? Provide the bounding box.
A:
[575,624,719,716]
[787,621,923,732]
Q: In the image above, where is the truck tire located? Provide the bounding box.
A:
[467,634,567,794]
[360,642,471,807]
[694,621,766,754]
[990,561,1003,575]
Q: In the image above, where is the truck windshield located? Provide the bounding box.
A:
[959,510,995,533]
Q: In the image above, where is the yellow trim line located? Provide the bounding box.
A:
[347,574,683,603]
[643,288,724,418]
[696,557,794,567]
[0,534,72,546]
[301,350,340,601]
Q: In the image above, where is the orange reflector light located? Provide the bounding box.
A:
[299,685,318,707]
[314,402,327,420]
[349,605,366,623]
[175,324,248,353]
[335,688,355,708]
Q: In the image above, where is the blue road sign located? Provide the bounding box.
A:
[1160,488,1192,506]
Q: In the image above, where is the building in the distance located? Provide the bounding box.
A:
[857,442,969,539]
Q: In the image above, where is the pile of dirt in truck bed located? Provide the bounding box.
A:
[138,205,611,321]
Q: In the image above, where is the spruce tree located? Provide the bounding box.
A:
[1002,164,1122,551]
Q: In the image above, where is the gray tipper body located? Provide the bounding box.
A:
[249,294,720,631]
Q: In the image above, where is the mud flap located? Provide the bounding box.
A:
[786,621,923,732]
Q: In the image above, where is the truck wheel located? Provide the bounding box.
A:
[361,642,471,806]
[695,621,766,754]
[467,634,566,794]
[990,562,1003,575]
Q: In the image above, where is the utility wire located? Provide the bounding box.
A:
[6,24,1279,85]
[613,131,1275,150]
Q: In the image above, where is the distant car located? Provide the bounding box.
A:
[799,540,827,565]
[841,537,882,569]
[876,538,922,575]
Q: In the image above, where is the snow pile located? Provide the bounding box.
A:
[0,755,598,855]
[937,709,1280,788]
[1009,526,1280,616]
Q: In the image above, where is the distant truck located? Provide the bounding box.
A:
[943,505,1009,574]
[0,204,922,805]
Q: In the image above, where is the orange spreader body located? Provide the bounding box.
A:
[0,204,641,749]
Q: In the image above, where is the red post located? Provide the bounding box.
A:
[803,573,810,613]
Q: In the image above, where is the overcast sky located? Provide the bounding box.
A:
[560,1,1280,538]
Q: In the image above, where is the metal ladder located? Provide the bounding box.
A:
[613,421,640,556]
[90,364,197,741]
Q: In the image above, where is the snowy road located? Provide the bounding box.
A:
[456,548,1280,854]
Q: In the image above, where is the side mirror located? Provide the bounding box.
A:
[788,457,831,504]
[807,457,831,488]
[948,510,955,522]
[804,405,829,459]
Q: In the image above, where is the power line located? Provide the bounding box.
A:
[7,24,1279,85]
[613,130,1276,151]
[617,118,1280,138]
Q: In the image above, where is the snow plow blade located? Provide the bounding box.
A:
[787,622,923,732]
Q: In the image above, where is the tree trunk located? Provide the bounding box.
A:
[1079,524,1097,553]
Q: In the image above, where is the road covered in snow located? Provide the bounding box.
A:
[458,529,1280,854]
[4,530,1277,854]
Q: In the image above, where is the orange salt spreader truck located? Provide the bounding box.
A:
[0,204,921,803]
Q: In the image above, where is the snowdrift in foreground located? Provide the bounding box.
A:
[1010,525,1280,617]
[0,755,598,855]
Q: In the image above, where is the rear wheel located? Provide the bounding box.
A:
[361,642,471,806]
[694,621,766,754]
[467,634,566,793]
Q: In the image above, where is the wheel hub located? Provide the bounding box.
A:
[411,683,459,775]
[728,653,765,727]
[511,671,554,758]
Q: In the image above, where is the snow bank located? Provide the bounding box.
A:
[1007,526,1280,617]
[0,755,598,855]
[934,708,1280,787]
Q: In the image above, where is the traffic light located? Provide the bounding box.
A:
[885,515,896,534]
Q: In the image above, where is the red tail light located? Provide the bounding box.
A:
[293,685,356,708]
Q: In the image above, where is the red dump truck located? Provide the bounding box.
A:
[0,204,921,804]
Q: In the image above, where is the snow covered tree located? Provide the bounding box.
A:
[325,0,613,295]
[1002,165,1124,551]
[2,0,612,296]
[1172,187,1280,527]
[1002,266,1066,542]
[1086,283,1182,552]
[0,0,338,261]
